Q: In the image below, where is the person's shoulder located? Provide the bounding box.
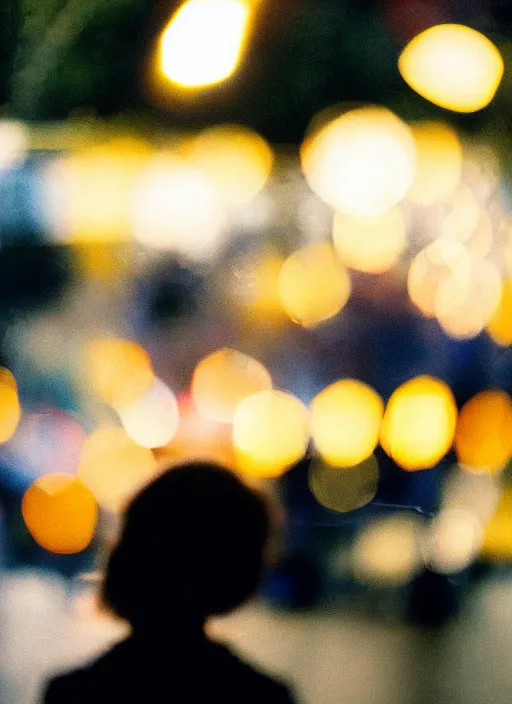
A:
[210,641,296,703]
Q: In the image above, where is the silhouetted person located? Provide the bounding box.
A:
[43,462,295,703]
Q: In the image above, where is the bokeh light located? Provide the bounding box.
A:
[407,239,471,318]
[77,426,157,512]
[86,338,155,407]
[481,488,512,562]
[233,390,309,478]
[425,508,483,574]
[50,138,150,243]
[311,380,383,467]
[309,456,379,513]
[398,24,504,112]
[407,122,462,205]
[192,348,272,423]
[278,242,351,327]
[116,378,180,449]
[7,410,86,477]
[380,376,457,471]
[436,259,502,340]
[131,155,225,260]
[0,367,21,444]
[455,390,512,473]
[160,0,250,88]
[352,514,424,586]
[188,124,273,204]
[22,474,98,554]
[332,208,406,274]
[0,120,28,169]
[229,249,285,327]
[301,106,416,216]
[487,278,512,346]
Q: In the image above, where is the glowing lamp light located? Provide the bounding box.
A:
[311,380,383,467]
[399,24,504,113]
[116,378,180,449]
[380,376,457,471]
[487,279,512,346]
[86,338,155,407]
[188,125,273,204]
[131,155,225,261]
[455,390,512,473]
[352,514,424,586]
[278,242,351,327]
[332,208,406,274]
[22,474,98,554]
[0,367,21,443]
[407,122,462,204]
[77,426,157,512]
[233,390,309,478]
[309,456,379,513]
[301,106,416,216]
[160,0,251,88]
[192,348,272,423]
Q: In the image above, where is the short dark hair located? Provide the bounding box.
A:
[102,462,270,627]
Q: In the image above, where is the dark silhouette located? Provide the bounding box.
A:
[43,462,294,703]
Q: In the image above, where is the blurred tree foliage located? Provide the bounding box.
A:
[0,0,511,146]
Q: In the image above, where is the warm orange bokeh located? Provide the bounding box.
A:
[455,390,512,473]
[22,473,98,554]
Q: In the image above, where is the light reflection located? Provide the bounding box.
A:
[309,456,379,513]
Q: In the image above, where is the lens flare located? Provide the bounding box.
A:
[311,380,383,467]
[399,24,504,112]
[332,208,406,274]
[278,242,351,327]
[380,376,457,471]
[188,124,273,204]
[301,106,416,216]
[160,0,251,88]
[192,348,272,423]
[22,474,98,554]
[233,390,309,478]
[455,390,512,473]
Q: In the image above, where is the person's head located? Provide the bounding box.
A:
[102,462,271,630]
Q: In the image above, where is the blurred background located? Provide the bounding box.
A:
[2,0,512,702]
